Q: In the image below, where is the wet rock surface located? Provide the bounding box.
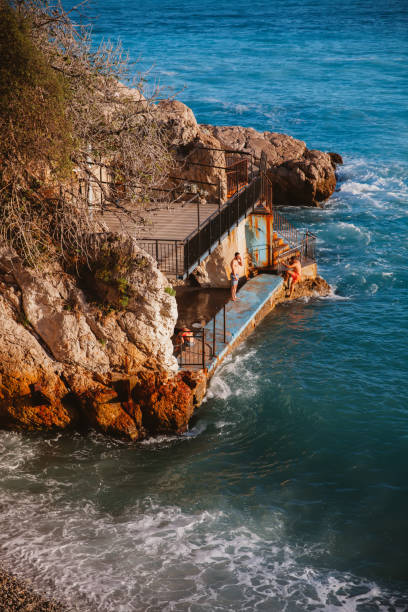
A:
[280,275,331,301]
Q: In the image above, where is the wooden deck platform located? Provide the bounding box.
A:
[98,199,219,241]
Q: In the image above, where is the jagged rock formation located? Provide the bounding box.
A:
[202,124,342,206]
[157,100,228,201]
[0,236,205,439]
[155,102,341,207]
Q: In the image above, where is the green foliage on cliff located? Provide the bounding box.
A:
[0,0,73,175]
[0,0,173,267]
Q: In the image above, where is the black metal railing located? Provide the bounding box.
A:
[174,328,212,369]
[273,208,301,248]
[139,175,262,278]
[183,175,261,275]
[260,171,273,210]
[226,157,248,197]
[137,239,185,277]
[247,230,317,274]
[174,305,228,369]
[303,231,317,262]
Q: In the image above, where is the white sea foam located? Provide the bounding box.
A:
[319,287,352,301]
[340,181,381,195]
[329,221,372,246]
[207,349,261,403]
[1,430,407,612]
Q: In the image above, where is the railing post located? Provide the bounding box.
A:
[223,305,226,343]
[175,240,179,277]
[197,199,201,261]
[218,180,222,245]
[185,240,189,276]
[155,239,159,262]
[202,329,206,369]
[213,317,216,357]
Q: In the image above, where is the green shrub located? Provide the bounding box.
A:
[165,286,176,297]
[0,1,73,174]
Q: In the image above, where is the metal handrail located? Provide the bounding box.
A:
[273,208,301,248]
[175,304,228,369]
[183,175,260,244]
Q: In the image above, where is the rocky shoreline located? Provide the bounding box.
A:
[0,566,66,612]
[0,93,341,442]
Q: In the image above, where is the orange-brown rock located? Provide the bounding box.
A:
[80,387,142,440]
[0,390,76,431]
[202,124,342,207]
[0,237,203,439]
[157,100,227,201]
[131,371,197,435]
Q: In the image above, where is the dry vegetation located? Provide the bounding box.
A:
[0,0,174,267]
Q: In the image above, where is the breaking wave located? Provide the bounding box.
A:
[1,430,407,612]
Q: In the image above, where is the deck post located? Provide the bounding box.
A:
[218,180,222,245]
[175,240,179,277]
[197,199,200,261]
[155,239,159,262]
[185,240,189,276]
[212,317,216,357]
[202,329,206,369]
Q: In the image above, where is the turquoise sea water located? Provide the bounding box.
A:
[1,1,407,609]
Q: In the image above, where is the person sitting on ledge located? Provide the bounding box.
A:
[283,256,302,298]
[178,327,194,348]
[230,252,242,301]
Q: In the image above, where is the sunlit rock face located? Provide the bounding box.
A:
[0,238,207,439]
[203,124,341,206]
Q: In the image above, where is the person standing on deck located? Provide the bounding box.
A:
[230,252,242,301]
[283,256,301,298]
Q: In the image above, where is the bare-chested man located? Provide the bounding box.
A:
[283,256,301,297]
[230,252,242,301]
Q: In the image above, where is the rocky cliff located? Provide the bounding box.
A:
[0,96,339,440]
[202,124,342,206]
[155,100,342,207]
[0,235,205,440]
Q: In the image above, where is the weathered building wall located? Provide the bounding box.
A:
[191,218,249,288]
[245,213,274,269]
[192,211,280,287]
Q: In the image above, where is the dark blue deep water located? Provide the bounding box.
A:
[0,1,407,609]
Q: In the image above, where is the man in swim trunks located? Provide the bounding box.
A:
[230,252,242,301]
[283,256,301,298]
